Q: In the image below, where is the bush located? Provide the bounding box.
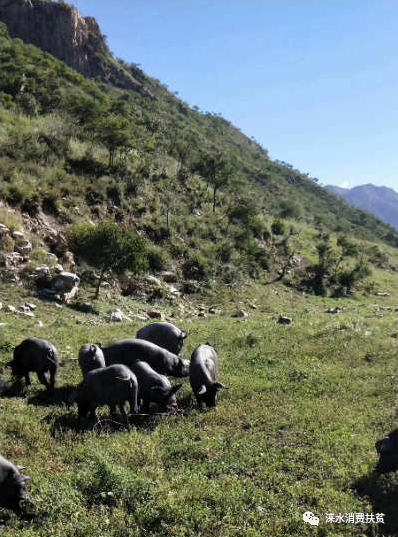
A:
[182,252,210,281]
[147,244,171,272]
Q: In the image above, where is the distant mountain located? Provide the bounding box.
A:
[326,184,398,230]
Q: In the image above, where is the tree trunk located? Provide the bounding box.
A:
[94,266,107,299]
[213,186,217,213]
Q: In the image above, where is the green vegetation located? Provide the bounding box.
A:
[1,278,398,535]
[0,21,398,290]
[69,221,148,298]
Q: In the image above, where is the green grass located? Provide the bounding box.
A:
[1,281,398,536]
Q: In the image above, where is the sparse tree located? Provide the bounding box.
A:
[70,221,148,298]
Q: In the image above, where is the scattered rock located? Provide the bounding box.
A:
[37,320,44,328]
[25,303,37,311]
[209,306,220,314]
[376,292,390,297]
[109,310,124,323]
[365,353,376,363]
[198,311,207,318]
[326,307,343,314]
[0,302,2,310]
[6,305,16,313]
[278,315,293,325]
[232,309,249,319]
[147,310,164,320]
[249,303,257,310]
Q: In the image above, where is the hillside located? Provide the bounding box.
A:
[327,184,398,231]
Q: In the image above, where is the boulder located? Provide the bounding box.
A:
[53,272,80,292]
[109,309,124,323]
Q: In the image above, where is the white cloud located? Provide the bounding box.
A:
[339,180,350,189]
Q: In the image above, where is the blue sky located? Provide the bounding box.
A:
[72,0,398,190]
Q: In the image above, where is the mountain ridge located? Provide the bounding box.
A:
[326,183,398,230]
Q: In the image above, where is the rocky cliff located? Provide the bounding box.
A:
[0,0,147,93]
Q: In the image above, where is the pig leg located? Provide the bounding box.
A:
[49,367,56,392]
[24,373,31,386]
[129,396,139,414]
[37,372,51,392]
[118,403,128,423]
[109,404,118,420]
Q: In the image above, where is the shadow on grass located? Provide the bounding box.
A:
[47,409,176,437]
[353,471,398,535]
[27,385,76,407]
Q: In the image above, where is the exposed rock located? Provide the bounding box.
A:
[6,305,16,313]
[1,252,24,268]
[209,306,220,315]
[0,223,10,236]
[144,275,162,287]
[52,272,80,292]
[159,271,178,283]
[198,311,207,318]
[376,292,390,297]
[0,0,151,94]
[11,230,24,240]
[0,302,2,310]
[15,239,32,256]
[62,250,76,270]
[249,303,257,310]
[278,315,293,325]
[25,302,36,311]
[232,309,249,319]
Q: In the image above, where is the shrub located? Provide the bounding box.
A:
[182,252,210,281]
[147,244,171,272]
[271,219,286,236]
[69,221,148,298]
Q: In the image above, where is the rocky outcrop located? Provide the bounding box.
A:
[0,0,149,93]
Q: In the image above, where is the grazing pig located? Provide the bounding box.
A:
[102,338,189,378]
[9,338,59,392]
[375,429,398,473]
[136,322,187,355]
[71,364,139,421]
[0,454,30,511]
[190,344,226,409]
[78,344,105,377]
[131,361,182,412]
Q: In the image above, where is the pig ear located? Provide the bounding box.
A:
[180,331,187,340]
[197,385,207,395]
[170,384,182,395]
[214,382,227,390]
[376,437,392,453]
[90,345,96,354]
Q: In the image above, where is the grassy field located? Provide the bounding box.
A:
[1,280,398,537]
